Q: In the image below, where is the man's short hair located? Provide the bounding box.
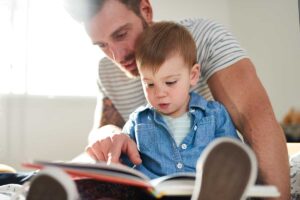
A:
[135,21,197,73]
[64,0,141,23]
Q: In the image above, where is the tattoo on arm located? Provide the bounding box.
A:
[99,97,125,128]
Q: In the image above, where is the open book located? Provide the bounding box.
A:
[23,160,280,198]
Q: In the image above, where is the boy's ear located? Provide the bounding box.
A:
[190,63,200,86]
[139,0,153,24]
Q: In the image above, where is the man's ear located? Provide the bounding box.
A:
[190,63,200,86]
[140,0,153,24]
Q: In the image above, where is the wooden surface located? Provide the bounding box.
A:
[287,143,300,156]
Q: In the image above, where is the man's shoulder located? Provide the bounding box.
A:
[99,57,115,69]
[178,18,220,29]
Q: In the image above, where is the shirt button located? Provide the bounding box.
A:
[194,125,197,131]
[177,162,183,169]
[181,144,187,150]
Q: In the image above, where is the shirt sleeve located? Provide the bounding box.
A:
[97,58,109,98]
[213,101,239,139]
[181,18,248,82]
[121,113,136,141]
[120,114,137,167]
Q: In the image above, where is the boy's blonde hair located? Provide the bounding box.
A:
[135,21,197,73]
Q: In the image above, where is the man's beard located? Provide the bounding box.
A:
[126,67,139,78]
[116,63,140,79]
[119,53,139,78]
[116,17,149,79]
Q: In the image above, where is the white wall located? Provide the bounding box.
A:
[227,0,300,119]
[152,0,231,25]
[0,95,96,170]
[2,0,299,170]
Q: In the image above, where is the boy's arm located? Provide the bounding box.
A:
[208,58,290,200]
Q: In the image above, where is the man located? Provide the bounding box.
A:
[65,0,290,199]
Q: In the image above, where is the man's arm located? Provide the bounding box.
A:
[88,97,125,143]
[208,58,290,200]
[86,97,141,165]
[99,97,125,128]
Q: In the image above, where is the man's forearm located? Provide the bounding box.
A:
[89,97,125,144]
[240,114,290,200]
[99,97,125,128]
[208,59,290,199]
[231,69,290,200]
[228,87,290,200]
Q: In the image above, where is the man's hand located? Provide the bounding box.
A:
[85,125,142,165]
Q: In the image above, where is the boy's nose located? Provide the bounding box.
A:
[154,87,166,98]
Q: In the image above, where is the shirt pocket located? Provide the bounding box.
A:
[135,124,158,153]
[193,116,216,147]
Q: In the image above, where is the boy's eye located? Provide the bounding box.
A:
[166,81,177,86]
[145,83,154,88]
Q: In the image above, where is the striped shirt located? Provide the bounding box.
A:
[97,18,248,121]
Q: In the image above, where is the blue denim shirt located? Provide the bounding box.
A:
[122,92,240,179]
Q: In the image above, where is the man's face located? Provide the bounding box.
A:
[85,0,151,78]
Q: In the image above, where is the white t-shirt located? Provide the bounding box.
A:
[162,112,191,146]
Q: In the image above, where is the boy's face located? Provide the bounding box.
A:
[85,0,152,78]
[139,54,199,118]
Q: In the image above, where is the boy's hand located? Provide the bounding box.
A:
[85,126,142,165]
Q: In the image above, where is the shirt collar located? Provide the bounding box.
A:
[188,91,208,111]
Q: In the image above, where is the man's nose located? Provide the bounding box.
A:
[108,45,126,63]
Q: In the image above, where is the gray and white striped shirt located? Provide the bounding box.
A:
[97,18,248,121]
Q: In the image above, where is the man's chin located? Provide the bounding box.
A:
[122,67,140,79]
[111,60,139,78]
[128,69,140,78]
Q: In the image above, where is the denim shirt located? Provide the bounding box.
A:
[122,92,240,179]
